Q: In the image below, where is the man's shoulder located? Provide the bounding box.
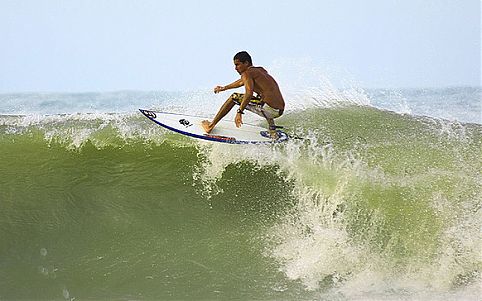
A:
[250,66,266,71]
[246,66,267,75]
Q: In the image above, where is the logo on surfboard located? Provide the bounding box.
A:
[142,110,157,119]
[179,119,192,128]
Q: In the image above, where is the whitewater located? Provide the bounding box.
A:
[0,75,481,300]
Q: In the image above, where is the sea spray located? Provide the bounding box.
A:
[191,106,481,298]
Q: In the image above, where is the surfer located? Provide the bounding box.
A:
[201,51,285,139]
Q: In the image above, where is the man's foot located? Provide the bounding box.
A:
[201,120,214,133]
[269,129,279,140]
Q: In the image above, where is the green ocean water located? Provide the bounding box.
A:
[0,106,481,300]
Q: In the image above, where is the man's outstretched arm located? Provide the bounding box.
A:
[214,78,244,93]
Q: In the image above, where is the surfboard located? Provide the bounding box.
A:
[139,109,288,144]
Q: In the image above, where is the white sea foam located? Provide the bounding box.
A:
[191,122,481,299]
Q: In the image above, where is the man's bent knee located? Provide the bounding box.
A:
[229,93,243,105]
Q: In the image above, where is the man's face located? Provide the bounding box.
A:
[234,59,250,75]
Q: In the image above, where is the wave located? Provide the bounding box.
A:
[1,105,481,299]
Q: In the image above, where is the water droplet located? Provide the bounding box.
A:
[38,266,49,276]
[62,288,70,300]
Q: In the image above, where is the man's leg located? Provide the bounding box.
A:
[266,118,279,139]
[201,94,237,133]
[258,105,283,140]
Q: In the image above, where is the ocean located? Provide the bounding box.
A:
[0,85,481,300]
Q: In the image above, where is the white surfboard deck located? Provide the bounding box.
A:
[139,109,288,144]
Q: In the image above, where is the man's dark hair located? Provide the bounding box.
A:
[234,51,252,65]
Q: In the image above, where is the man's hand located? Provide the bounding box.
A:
[235,112,243,128]
[214,86,224,94]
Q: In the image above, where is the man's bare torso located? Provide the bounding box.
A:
[245,67,285,110]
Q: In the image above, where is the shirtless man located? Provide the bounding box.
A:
[201,51,285,138]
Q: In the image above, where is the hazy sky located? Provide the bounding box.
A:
[1,0,480,92]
